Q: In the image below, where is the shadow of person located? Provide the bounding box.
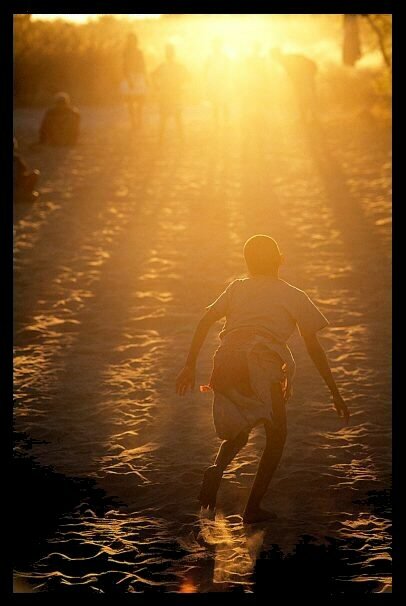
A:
[240,131,283,239]
[300,115,388,277]
[204,128,232,202]
[13,430,120,574]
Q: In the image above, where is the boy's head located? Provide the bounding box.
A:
[243,235,282,276]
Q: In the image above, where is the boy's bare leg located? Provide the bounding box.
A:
[243,383,287,523]
[214,430,250,470]
[199,429,250,509]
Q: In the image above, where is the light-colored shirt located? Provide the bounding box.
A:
[207,276,329,344]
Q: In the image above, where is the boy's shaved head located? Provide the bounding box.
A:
[244,235,282,276]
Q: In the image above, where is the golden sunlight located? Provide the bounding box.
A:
[179,580,197,593]
[13,12,392,596]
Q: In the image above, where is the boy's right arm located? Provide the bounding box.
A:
[176,308,220,396]
[302,332,350,423]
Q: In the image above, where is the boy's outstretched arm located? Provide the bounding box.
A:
[176,309,220,396]
[302,332,350,424]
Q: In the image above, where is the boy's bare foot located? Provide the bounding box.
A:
[242,507,278,524]
[198,465,223,510]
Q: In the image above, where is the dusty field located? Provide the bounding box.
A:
[13,94,391,593]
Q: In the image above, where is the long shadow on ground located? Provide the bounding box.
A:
[13,430,121,574]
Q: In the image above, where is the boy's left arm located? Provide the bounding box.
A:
[302,332,350,423]
[176,309,220,396]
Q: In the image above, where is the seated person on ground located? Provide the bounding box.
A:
[39,92,80,146]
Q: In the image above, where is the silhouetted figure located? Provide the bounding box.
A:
[342,14,362,66]
[39,92,80,146]
[152,43,189,143]
[176,235,349,523]
[121,33,148,130]
[271,48,318,123]
[205,38,232,127]
[13,137,40,199]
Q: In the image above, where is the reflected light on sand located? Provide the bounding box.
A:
[199,513,265,588]
[179,580,197,593]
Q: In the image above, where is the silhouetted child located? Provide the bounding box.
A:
[152,43,189,143]
[176,235,349,524]
[13,137,40,199]
[39,92,80,146]
[121,33,148,130]
[271,48,318,123]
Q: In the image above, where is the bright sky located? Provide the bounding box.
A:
[30,14,162,23]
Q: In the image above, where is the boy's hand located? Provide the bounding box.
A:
[331,390,350,424]
[176,365,196,396]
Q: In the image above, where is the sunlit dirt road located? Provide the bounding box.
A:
[13,97,391,593]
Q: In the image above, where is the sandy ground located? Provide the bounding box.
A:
[13,95,391,593]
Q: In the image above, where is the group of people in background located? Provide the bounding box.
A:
[121,33,319,136]
[14,33,318,201]
[122,34,189,142]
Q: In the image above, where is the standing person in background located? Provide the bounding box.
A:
[39,92,80,146]
[152,43,189,144]
[270,48,318,124]
[205,38,232,129]
[121,33,148,131]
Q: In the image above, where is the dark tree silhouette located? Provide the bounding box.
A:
[362,14,392,68]
[343,14,392,69]
[342,14,362,66]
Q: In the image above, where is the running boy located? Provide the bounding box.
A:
[176,234,349,524]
